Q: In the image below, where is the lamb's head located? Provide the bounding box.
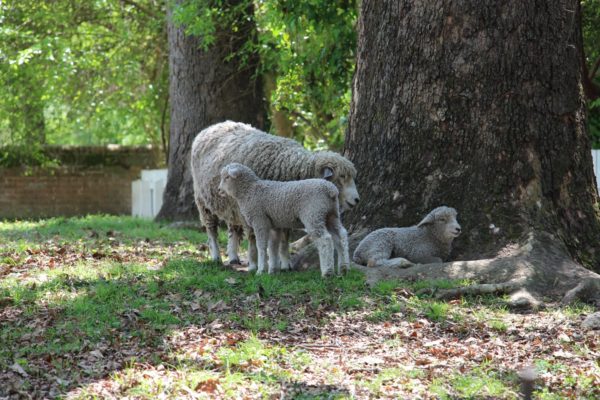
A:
[313,151,359,211]
[417,206,461,243]
[218,163,258,198]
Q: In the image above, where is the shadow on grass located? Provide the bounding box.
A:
[0,256,367,398]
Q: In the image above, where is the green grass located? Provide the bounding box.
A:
[430,363,516,399]
[1,215,598,399]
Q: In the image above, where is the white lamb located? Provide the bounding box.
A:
[353,206,461,268]
[191,121,359,270]
[218,163,350,277]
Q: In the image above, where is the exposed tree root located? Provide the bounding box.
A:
[292,231,600,307]
[433,281,523,300]
[561,278,600,305]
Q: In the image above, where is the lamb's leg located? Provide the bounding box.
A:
[254,227,269,275]
[268,229,281,274]
[226,225,243,265]
[244,227,258,272]
[369,257,414,269]
[196,201,221,263]
[328,219,350,276]
[311,230,335,277]
[278,229,291,271]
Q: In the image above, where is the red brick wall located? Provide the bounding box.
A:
[0,147,161,218]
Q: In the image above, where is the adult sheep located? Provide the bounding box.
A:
[191,121,359,269]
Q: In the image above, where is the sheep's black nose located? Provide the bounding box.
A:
[354,197,360,204]
[456,227,461,232]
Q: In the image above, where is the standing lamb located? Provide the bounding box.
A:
[353,206,461,268]
[218,163,350,277]
[191,121,359,270]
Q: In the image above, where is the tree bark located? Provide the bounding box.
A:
[344,0,600,272]
[157,0,265,221]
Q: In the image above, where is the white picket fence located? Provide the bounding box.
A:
[131,169,168,218]
[594,150,600,192]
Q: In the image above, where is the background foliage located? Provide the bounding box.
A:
[0,0,168,150]
[0,0,599,161]
[583,0,600,145]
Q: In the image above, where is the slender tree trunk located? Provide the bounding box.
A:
[157,1,265,221]
[344,1,600,272]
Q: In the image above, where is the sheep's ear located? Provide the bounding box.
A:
[228,165,242,178]
[322,167,334,180]
[417,212,436,227]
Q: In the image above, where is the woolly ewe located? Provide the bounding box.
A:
[191,121,359,269]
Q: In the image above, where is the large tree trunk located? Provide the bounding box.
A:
[157,1,265,221]
[290,1,600,305]
[345,1,600,266]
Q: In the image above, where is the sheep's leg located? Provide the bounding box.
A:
[244,227,258,272]
[328,220,350,276]
[370,257,414,269]
[207,224,222,263]
[278,229,291,271]
[312,231,335,277]
[254,227,269,275]
[195,198,222,263]
[268,229,281,274]
[226,225,243,265]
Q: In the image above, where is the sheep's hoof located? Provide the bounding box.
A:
[322,270,334,278]
[228,258,241,266]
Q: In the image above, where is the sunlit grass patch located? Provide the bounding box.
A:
[103,337,313,399]
[360,367,426,397]
[430,364,517,399]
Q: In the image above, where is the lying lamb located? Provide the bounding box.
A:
[218,163,350,277]
[353,206,461,268]
[191,121,359,269]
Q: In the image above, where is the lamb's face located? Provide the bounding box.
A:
[418,207,461,242]
[218,163,247,197]
[436,212,461,241]
[218,169,234,197]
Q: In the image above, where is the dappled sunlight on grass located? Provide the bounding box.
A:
[0,216,598,398]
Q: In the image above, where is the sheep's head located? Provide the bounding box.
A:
[313,151,360,211]
[417,206,461,243]
[219,163,257,198]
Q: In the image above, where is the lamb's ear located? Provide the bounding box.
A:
[228,165,242,179]
[417,212,436,227]
[322,167,334,180]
